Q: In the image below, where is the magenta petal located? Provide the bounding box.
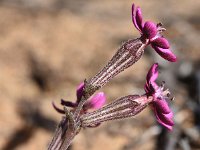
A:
[143,21,157,39]
[52,102,65,114]
[145,82,157,94]
[164,111,173,120]
[151,37,170,49]
[76,82,85,102]
[132,4,142,33]
[144,81,150,93]
[155,113,173,130]
[84,92,106,110]
[136,7,143,31]
[153,99,171,114]
[145,63,159,94]
[146,63,159,84]
[152,46,177,62]
[152,99,174,130]
[156,112,174,126]
[61,99,77,108]
[154,108,174,130]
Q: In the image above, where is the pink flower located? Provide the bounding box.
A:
[132,4,177,62]
[53,82,106,114]
[145,63,174,130]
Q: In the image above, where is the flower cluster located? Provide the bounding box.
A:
[49,3,177,150]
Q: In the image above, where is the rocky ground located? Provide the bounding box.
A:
[0,0,199,150]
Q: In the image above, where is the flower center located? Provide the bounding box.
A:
[149,23,166,42]
[154,81,174,101]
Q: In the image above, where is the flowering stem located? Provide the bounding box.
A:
[47,37,149,150]
[47,3,177,149]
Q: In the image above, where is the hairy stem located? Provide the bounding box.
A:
[47,117,68,150]
[81,95,153,127]
[88,38,148,90]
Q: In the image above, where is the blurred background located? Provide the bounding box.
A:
[0,0,199,150]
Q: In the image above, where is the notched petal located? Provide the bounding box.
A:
[143,21,157,39]
[144,81,150,93]
[61,99,77,108]
[136,7,143,31]
[152,46,177,62]
[146,63,159,84]
[84,92,106,110]
[156,115,173,130]
[132,4,142,33]
[154,108,174,130]
[153,99,171,114]
[52,102,65,114]
[145,63,159,94]
[151,37,170,49]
